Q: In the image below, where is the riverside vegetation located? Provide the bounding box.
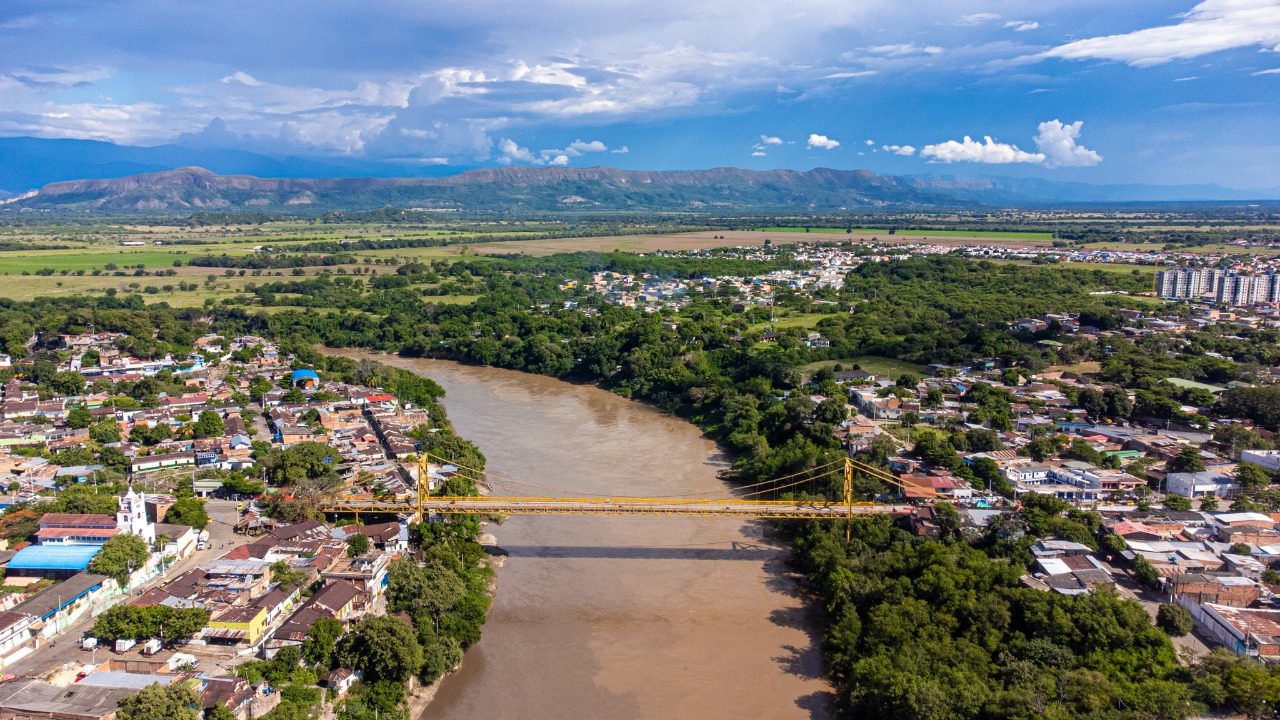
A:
[1,241,1280,716]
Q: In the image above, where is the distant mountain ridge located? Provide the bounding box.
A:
[14,165,961,213]
[6,163,1279,216]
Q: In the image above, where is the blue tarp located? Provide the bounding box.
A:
[291,369,320,385]
[7,544,101,571]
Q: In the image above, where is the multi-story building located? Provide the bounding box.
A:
[1156,267,1222,300]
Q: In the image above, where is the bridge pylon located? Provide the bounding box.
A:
[844,457,854,543]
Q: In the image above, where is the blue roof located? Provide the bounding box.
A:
[8,544,102,571]
[291,369,320,381]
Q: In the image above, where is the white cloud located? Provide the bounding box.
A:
[862,44,943,56]
[958,13,1001,25]
[1032,119,1102,167]
[546,154,570,166]
[1003,20,1039,31]
[752,151,766,156]
[882,144,916,155]
[1174,76,1201,80]
[610,145,629,153]
[1253,67,1280,74]
[1037,0,1280,67]
[864,139,875,145]
[919,120,1101,167]
[567,139,607,155]
[760,135,783,145]
[921,135,1043,164]
[807,133,840,149]
[822,70,878,79]
[497,138,535,163]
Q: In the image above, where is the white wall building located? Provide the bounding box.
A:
[1242,450,1280,472]
[116,489,155,545]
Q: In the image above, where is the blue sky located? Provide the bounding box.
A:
[1,0,1279,187]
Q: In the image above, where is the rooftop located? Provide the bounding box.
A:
[8,544,102,571]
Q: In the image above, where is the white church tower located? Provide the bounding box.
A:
[117,488,156,545]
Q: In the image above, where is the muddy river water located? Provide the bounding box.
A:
[332,352,833,719]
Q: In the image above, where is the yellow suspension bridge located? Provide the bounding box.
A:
[316,454,921,528]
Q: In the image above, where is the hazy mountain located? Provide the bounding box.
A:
[8,165,959,213]
[5,161,1279,217]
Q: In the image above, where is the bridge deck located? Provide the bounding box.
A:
[316,496,908,519]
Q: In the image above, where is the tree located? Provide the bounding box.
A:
[66,407,93,429]
[1100,533,1127,556]
[1229,542,1253,556]
[1156,604,1193,637]
[1164,495,1192,511]
[1167,445,1206,474]
[165,498,210,529]
[386,558,465,618]
[89,532,150,584]
[116,682,200,720]
[304,616,344,667]
[191,410,225,439]
[862,434,898,465]
[336,615,423,684]
[1200,494,1220,512]
[346,533,370,557]
[966,428,1004,453]
[90,418,121,444]
[1131,554,1162,589]
[205,706,236,720]
[1235,462,1272,492]
[419,635,464,683]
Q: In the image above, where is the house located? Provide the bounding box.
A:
[0,679,138,720]
[197,676,282,720]
[307,580,361,620]
[1166,471,1239,499]
[1190,603,1280,658]
[833,369,875,383]
[207,605,269,646]
[324,668,360,700]
[1169,574,1261,606]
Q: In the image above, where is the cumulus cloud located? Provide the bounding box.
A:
[760,135,783,145]
[546,154,570,166]
[958,13,1001,25]
[865,139,875,145]
[1036,0,1280,67]
[1003,20,1039,31]
[567,139,607,154]
[920,119,1101,166]
[882,144,916,155]
[497,137,535,163]
[1033,119,1103,167]
[610,145,629,153]
[752,151,766,156]
[921,135,1043,164]
[807,133,840,149]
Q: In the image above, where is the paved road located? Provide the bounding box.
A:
[5,499,249,679]
[1103,561,1213,661]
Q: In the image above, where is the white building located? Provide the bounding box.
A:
[1166,471,1239,499]
[116,488,155,545]
[1241,450,1280,472]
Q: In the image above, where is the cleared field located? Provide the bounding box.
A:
[757,227,1055,240]
[1046,361,1102,376]
[803,356,929,380]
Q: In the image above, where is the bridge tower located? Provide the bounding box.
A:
[844,457,854,542]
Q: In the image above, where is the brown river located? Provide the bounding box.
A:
[332,352,833,719]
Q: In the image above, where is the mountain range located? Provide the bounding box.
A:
[2,136,1278,214]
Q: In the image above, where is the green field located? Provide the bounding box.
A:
[803,356,929,380]
[755,227,1054,239]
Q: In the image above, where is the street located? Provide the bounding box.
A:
[4,499,251,680]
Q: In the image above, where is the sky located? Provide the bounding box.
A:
[1,0,1279,188]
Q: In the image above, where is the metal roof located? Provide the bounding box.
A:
[7,544,101,571]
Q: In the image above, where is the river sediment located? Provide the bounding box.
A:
[327,351,834,719]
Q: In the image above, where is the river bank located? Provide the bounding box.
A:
[321,349,834,720]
